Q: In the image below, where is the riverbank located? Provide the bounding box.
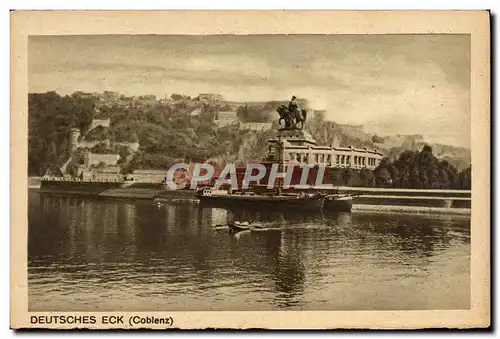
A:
[32,182,471,215]
[351,204,471,216]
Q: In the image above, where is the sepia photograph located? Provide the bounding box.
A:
[11,10,490,329]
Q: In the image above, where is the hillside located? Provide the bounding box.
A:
[315,120,471,171]
[28,92,279,176]
[28,91,471,179]
[373,136,471,171]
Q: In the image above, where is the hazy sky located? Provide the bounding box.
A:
[29,35,471,147]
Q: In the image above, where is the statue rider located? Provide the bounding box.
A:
[288,95,298,114]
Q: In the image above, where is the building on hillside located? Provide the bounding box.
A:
[197,93,224,102]
[133,95,158,106]
[114,141,140,152]
[381,134,425,149]
[84,152,120,167]
[239,122,273,131]
[100,91,120,102]
[336,124,371,142]
[69,128,81,152]
[94,101,112,109]
[88,118,111,131]
[79,166,121,181]
[215,110,238,127]
[136,99,158,106]
[78,140,109,150]
[64,117,141,176]
[132,169,168,183]
[73,91,96,99]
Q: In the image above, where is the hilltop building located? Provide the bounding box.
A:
[88,118,111,131]
[100,91,120,102]
[72,91,97,100]
[196,93,224,102]
[239,122,273,131]
[215,110,238,127]
[336,124,372,142]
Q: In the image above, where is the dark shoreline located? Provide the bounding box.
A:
[30,183,471,215]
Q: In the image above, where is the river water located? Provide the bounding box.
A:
[28,191,470,311]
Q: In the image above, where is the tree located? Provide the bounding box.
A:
[28,92,93,175]
[421,144,433,154]
[170,93,190,101]
[454,166,471,190]
[374,158,393,187]
[372,144,468,189]
[358,167,375,187]
[66,162,79,177]
[372,135,385,143]
[342,169,353,186]
[91,142,111,154]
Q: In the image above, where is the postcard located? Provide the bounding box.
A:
[11,10,490,329]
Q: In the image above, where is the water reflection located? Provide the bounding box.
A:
[28,193,470,311]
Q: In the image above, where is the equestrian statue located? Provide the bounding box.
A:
[276,95,308,130]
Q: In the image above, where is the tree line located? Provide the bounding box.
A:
[372,145,471,190]
[28,92,94,176]
[28,91,471,190]
[28,91,273,176]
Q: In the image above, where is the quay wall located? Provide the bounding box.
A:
[334,186,471,198]
[352,205,471,216]
[336,187,471,209]
[353,196,470,209]
[39,180,123,196]
[288,186,471,209]
[99,188,163,200]
[33,180,471,211]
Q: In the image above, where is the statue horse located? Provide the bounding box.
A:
[294,108,307,129]
[276,105,293,129]
[276,105,307,129]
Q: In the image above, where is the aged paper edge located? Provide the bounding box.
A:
[10,10,490,330]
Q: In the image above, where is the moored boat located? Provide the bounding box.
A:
[324,193,354,212]
[39,177,126,196]
[195,188,326,212]
[228,221,251,233]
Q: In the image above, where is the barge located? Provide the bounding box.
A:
[195,188,354,212]
[39,178,127,196]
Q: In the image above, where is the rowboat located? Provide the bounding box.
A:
[323,194,354,212]
[228,221,251,233]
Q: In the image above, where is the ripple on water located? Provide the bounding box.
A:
[28,193,471,311]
